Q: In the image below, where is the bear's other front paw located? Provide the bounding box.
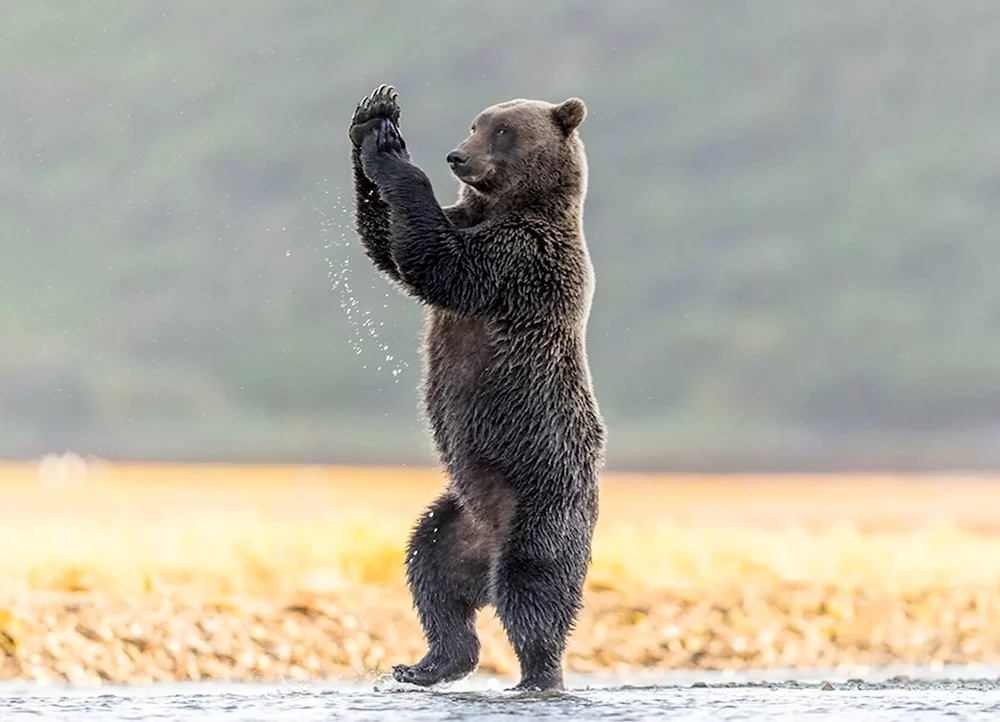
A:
[349,84,401,147]
[374,117,408,157]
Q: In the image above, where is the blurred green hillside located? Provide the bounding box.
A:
[2,1,1000,470]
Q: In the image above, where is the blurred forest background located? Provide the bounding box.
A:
[2,0,999,471]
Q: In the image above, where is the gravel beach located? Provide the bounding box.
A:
[2,581,998,686]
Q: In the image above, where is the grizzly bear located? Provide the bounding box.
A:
[348,84,605,692]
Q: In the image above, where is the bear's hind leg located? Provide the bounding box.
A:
[494,514,592,691]
[392,491,491,687]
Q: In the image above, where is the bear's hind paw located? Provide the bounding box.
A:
[391,655,475,687]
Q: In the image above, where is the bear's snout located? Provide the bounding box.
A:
[446,150,469,170]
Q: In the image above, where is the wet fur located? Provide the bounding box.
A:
[349,87,605,691]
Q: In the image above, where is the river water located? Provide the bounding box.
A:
[2,665,999,721]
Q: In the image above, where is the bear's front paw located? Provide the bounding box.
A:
[373,117,408,157]
[349,84,401,147]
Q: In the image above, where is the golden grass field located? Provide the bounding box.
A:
[2,459,1000,684]
[2,460,1000,596]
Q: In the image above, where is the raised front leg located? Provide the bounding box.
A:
[359,119,558,320]
[348,85,409,284]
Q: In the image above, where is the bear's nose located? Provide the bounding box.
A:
[446,150,469,168]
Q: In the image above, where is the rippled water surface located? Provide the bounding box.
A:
[2,666,1000,721]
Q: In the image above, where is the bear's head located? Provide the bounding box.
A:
[446,97,588,206]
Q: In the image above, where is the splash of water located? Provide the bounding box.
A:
[315,185,409,383]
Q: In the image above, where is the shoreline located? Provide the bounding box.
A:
[3,465,1000,687]
[2,582,999,686]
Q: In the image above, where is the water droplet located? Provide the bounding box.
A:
[317,190,409,383]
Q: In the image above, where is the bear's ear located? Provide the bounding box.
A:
[552,97,587,135]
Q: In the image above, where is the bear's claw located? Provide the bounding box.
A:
[350,84,401,146]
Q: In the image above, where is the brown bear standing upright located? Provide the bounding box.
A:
[348,85,606,692]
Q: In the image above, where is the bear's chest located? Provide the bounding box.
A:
[419,310,561,470]
[422,310,498,395]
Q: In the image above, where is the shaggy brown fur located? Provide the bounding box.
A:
[349,85,605,692]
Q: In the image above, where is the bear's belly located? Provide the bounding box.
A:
[419,309,605,530]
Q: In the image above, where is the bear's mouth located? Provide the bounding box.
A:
[465,178,495,194]
[452,166,496,194]
[448,155,495,185]
[449,164,480,182]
